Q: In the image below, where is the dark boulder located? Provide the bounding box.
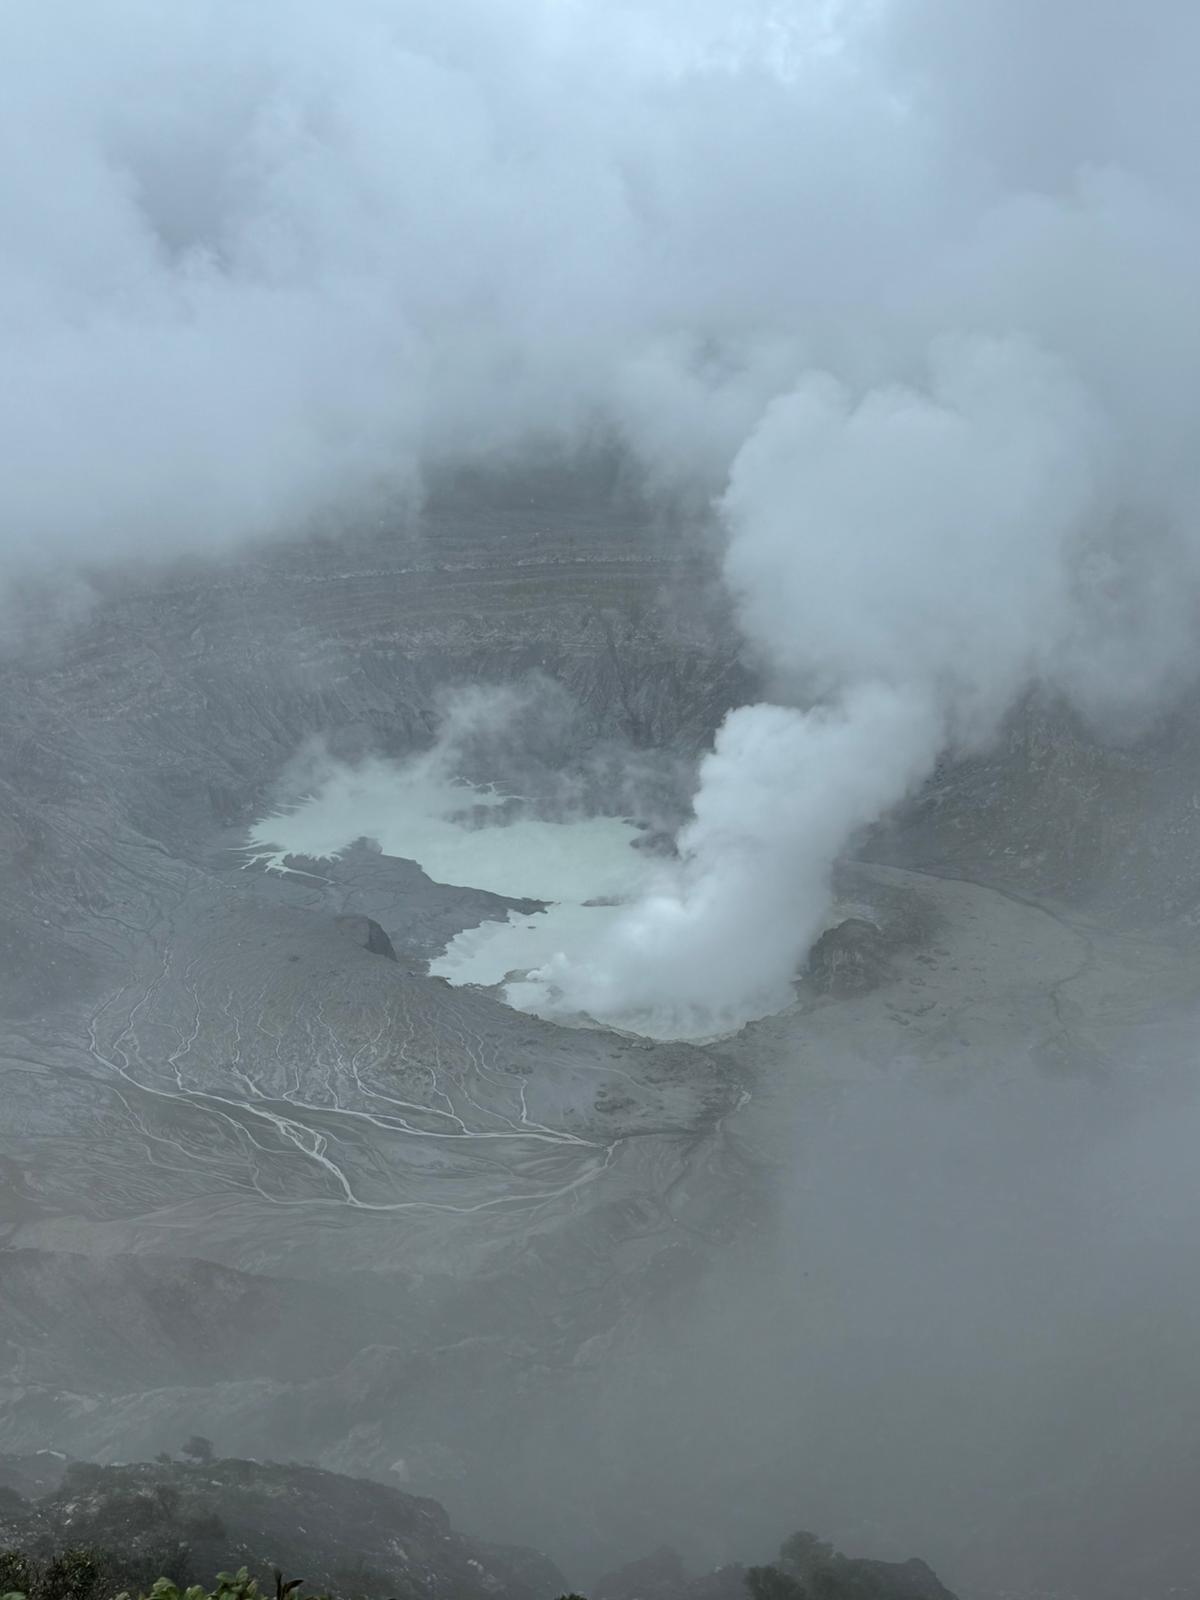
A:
[852,1558,959,1600]
[333,914,397,962]
[748,1531,959,1600]
[804,918,892,997]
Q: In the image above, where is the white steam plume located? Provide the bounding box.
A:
[530,337,1125,1032]
[523,688,943,1034]
[7,1,1200,1030]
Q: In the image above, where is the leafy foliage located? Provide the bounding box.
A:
[0,1562,330,1600]
[133,1569,317,1600]
[0,1550,121,1600]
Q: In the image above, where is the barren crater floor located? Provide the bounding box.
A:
[1,499,1199,1598]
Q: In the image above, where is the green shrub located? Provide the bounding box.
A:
[0,1558,328,1600]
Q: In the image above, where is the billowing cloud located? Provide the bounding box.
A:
[7,0,1200,1027]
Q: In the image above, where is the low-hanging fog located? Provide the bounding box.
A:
[4,2,1200,1598]
[791,1066,1195,1572]
[515,1041,1200,1596]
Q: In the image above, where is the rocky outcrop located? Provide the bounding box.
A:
[0,1457,565,1600]
[846,1559,957,1600]
[0,1457,965,1600]
[594,1537,960,1600]
[332,915,397,961]
[804,918,893,997]
[0,1450,70,1502]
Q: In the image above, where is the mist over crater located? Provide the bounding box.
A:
[2,491,1200,1600]
[5,4,1200,1598]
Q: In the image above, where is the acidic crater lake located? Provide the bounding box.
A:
[246,757,795,1040]
[244,758,671,1026]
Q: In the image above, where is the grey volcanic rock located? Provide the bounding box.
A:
[333,915,398,961]
[0,1451,70,1502]
[4,1457,565,1600]
[871,690,1200,924]
[595,1544,692,1600]
[850,1559,958,1600]
[804,918,893,998]
[0,1454,965,1600]
[594,1542,959,1600]
[0,1485,51,1554]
